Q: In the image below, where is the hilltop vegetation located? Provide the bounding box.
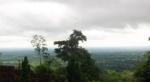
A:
[0,30,150,82]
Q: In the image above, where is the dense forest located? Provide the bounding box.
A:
[0,30,150,82]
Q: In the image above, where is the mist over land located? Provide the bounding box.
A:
[0,46,148,71]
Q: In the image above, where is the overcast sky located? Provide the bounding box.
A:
[0,0,150,48]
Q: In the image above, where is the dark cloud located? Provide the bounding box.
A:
[41,0,150,28]
[0,0,150,36]
[0,1,78,36]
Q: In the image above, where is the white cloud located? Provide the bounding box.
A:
[82,24,150,47]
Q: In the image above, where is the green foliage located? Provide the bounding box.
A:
[34,64,52,74]
[104,70,122,82]
[54,30,87,61]
[50,58,68,82]
[53,67,67,82]
[121,71,135,82]
[67,55,82,82]
[34,56,68,81]
[103,70,135,82]
[54,30,101,82]
[134,51,150,82]
[21,56,31,82]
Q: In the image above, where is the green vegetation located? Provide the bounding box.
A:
[54,30,101,82]
[134,51,150,82]
[0,30,150,82]
[103,70,136,82]
[21,56,31,82]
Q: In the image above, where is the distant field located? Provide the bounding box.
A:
[89,47,149,72]
[0,47,149,71]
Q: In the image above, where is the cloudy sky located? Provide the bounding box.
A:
[0,0,150,48]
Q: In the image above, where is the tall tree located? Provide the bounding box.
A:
[54,30,101,82]
[31,35,49,64]
[21,56,31,82]
[54,30,86,61]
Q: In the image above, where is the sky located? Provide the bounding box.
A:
[0,0,150,48]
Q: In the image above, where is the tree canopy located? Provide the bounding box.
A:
[54,30,101,82]
[31,35,49,64]
[21,56,31,82]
